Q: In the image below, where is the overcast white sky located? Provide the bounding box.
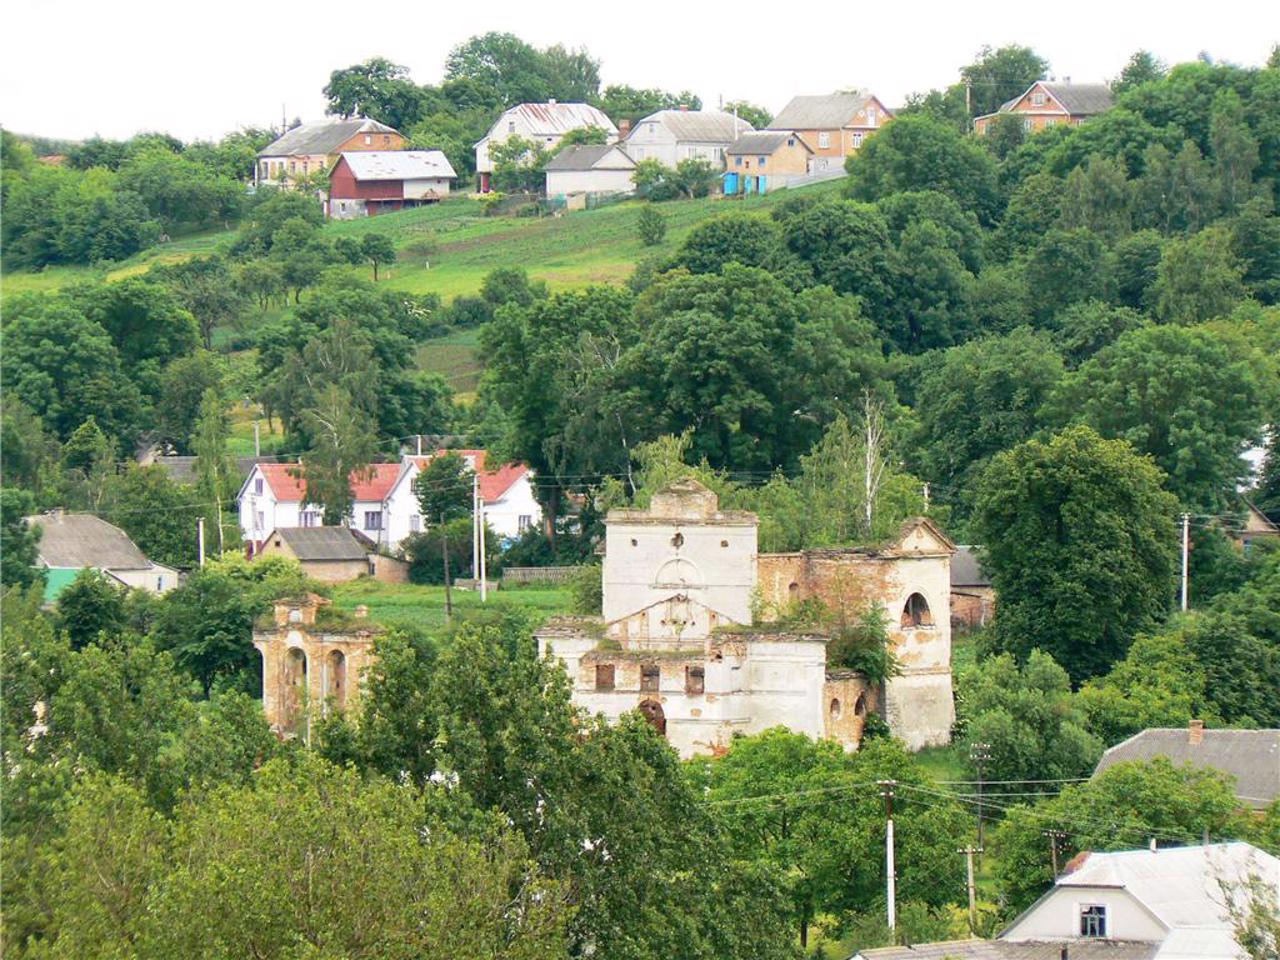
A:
[2,0,1275,142]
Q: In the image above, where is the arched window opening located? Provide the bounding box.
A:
[325,650,347,708]
[830,698,842,720]
[901,592,933,628]
[854,692,867,716]
[284,647,308,732]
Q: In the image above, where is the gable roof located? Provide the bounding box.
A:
[1094,728,1280,809]
[149,455,273,486]
[1040,82,1114,115]
[631,110,753,143]
[339,150,456,181]
[769,91,880,130]
[490,102,617,138]
[951,546,991,588]
[258,118,399,157]
[725,131,812,156]
[26,512,155,570]
[269,526,371,561]
[543,144,636,172]
[404,449,530,503]
[252,462,403,504]
[857,940,1157,959]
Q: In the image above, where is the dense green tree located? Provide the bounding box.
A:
[445,32,553,105]
[1058,154,1132,241]
[0,396,60,495]
[1023,227,1108,322]
[989,173,1062,261]
[846,115,1001,224]
[983,113,1028,161]
[157,349,225,452]
[323,56,428,129]
[960,44,1050,118]
[480,265,547,308]
[723,99,772,128]
[360,232,397,281]
[671,212,785,274]
[1134,140,1219,234]
[56,570,129,649]
[1230,196,1280,303]
[1112,50,1167,96]
[972,426,1180,682]
[414,451,473,523]
[780,199,895,322]
[1051,300,1149,368]
[957,650,1103,785]
[191,388,240,555]
[61,416,117,510]
[0,489,43,589]
[1210,88,1261,213]
[300,384,380,525]
[877,190,984,273]
[71,277,200,394]
[1109,228,1165,309]
[1153,226,1246,323]
[103,465,201,569]
[595,84,702,124]
[117,147,242,231]
[966,264,1033,335]
[151,255,247,348]
[912,328,1063,519]
[1053,323,1266,507]
[230,189,323,256]
[890,219,975,350]
[636,204,666,245]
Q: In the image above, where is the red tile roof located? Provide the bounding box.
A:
[409,449,530,503]
[258,462,402,503]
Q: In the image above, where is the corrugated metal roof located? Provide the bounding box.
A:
[493,102,618,138]
[26,513,154,570]
[769,91,875,130]
[1094,729,1280,809]
[951,546,991,587]
[271,527,371,561]
[543,144,635,172]
[150,456,273,486]
[725,131,807,156]
[340,150,457,181]
[630,110,753,144]
[258,118,399,157]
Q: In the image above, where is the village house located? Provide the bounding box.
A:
[255,118,404,187]
[973,80,1114,135]
[622,109,753,169]
[536,478,955,758]
[475,101,618,193]
[768,91,894,171]
[254,526,410,584]
[237,451,540,553]
[253,593,379,739]
[950,545,995,630]
[723,130,814,195]
[1094,721,1280,811]
[1238,497,1279,553]
[25,511,179,602]
[543,144,637,199]
[859,842,1280,960]
[326,150,456,218]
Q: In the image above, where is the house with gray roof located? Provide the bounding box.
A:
[254,526,409,584]
[544,144,637,198]
[622,109,753,170]
[767,91,893,171]
[255,118,405,188]
[1094,722,1280,810]
[328,150,457,218]
[974,81,1114,136]
[25,511,179,602]
[724,131,814,194]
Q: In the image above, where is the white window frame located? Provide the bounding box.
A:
[1079,904,1107,938]
[852,132,864,148]
[866,106,877,127]
[518,515,533,532]
[364,511,383,531]
[818,131,831,149]
[1031,91,1047,106]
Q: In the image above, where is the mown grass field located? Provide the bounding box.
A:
[328,577,573,631]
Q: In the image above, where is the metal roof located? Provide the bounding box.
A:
[270,527,371,562]
[258,118,399,157]
[725,131,809,156]
[1094,728,1280,809]
[26,512,154,570]
[769,91,876,130]
[1041,82,1114,115]
[149,456,273,486]
[630,110,753,144]
[490,102,618,138]
[857,940,1157,960]
[951,546,992,588]
[543,144,636,172]
[339,150,457,181]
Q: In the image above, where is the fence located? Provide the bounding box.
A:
[502,566,582,585]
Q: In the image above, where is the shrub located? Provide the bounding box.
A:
[637,205,667,246]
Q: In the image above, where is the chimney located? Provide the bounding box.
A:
[1149,838,1157,852]
[678,103,689,112]
[354,604,369,620]
[1189,718,1204,745]
[548,97,557,105]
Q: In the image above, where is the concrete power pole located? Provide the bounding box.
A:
[441,514,453,622]
[1181,512,1190,611]
[958,846,982,932]
[879,780,897,933]
[197,516,206,568]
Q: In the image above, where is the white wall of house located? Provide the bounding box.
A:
[484,474,541,540]
[623,121,736,169]
[546,167,635,196]
[1003,886,1166,942]
[403,177,453,199]
[108,565,180,595]
[238,466,392,548]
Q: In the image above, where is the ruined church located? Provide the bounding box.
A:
[536,478,956,757]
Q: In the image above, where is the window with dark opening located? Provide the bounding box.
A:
[671,532,684,548]
[1080,905,1106,938]
[685,665,704,695]
[595,663,615,691]
[855,692,867,716]
[901,593,933,628]
[641,663,660,692]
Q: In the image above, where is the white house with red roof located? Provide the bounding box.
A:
[237,451,540,554]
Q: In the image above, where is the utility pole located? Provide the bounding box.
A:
[441,514,453,622]
[254,421,261,458]
[472,472,480,589]
[1043,829,1067,877]
[1180,512,1190,611]
[478,494,488,603]
[958,846,983,932]
[879,780,897,934]
[965,80,972,120]
[923,482,930,511]
[197,516,206,567]
[969,741,992,849]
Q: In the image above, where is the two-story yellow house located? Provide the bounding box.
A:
[255,117,404,188]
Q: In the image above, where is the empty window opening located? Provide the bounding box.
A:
[854,691,867,716]
[1080,905,1107,938]
[325,650,346,708]
[639,698,666,736]
[641,663,660,692]
[595,663,615,691]
[685,665,705,695]
[901,593,933,628]
[671,532,684,548]
[830,698,842,719]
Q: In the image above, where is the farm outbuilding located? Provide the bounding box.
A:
[327,150,457,219]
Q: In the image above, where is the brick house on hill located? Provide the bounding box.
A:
[973,80,1114,135]
[256,118,404,188]
[724,130,814,194]
[768,91,893,171]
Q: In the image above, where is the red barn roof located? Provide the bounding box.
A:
[257,462,402,503]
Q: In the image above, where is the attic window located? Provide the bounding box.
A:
[1031,92,1046,106]
[1080,905,1106,938]
[364,134,372,145]
[508,121,516,133]
[901,593,933,628]
[255,478,264,495]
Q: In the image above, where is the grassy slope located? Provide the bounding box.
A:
[328,578,572,631]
